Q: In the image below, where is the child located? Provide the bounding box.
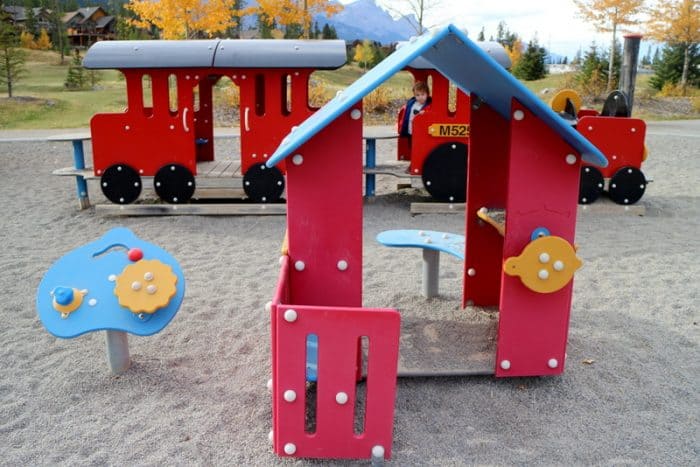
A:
[399,81,432,137]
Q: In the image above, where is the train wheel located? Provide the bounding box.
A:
[608,166,646,205]
[579,166,604,204]
[100,164,142,204]
[154,164,195,204]
[601,90,630,117]
[243,163,285,203]
[421,142,468,202]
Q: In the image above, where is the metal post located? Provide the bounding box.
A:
[365,138,376,197]
[71,139,90,209]
[620,34,643,115]
[422,249,440,298]
[105,330,130,374]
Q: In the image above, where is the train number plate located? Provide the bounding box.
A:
[428,124,470,138]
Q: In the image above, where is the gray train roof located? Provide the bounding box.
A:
[82,39,347,70]
[406,41,511,70]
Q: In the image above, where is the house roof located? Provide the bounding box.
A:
[77,7,102,23]
[95,15,114,29]
[266,24,608,168]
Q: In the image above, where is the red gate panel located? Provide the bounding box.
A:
[272,304,400,460]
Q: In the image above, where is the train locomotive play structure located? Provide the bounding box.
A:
[81,39,347,204]
[263,25,609,461]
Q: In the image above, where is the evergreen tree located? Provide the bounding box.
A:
[64,49,86,90]
[0,21,27,97]
[44,0,67,64]
[641,47,652,66]
[652,47,661,65]
[477,27,485,41]
[512,39,547,80]
[496,21,518,49]
[24,0,37,35]
[258,14,274,39]
[572,47,583,66]
[575,43,609,98]
[563,56,568,65]
[321,23,337,39]
[284,23,303,39]
[649,43,700,91]
[313,21,320,39]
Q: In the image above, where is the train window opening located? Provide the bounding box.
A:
[448,81,457,115]
[282,74,292,116]
[193,84,200,112]
[255,74,265,116]
[141,74,153,117]
[168,74,178,116]
[307,71,333,110]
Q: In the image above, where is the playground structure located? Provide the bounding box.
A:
[81,39,347,205]
[36,228,185,374]
[264,25,608,461]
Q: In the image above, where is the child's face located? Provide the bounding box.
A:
[414,90,428,105]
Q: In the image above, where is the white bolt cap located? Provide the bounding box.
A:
[294,260,305,271]
[337,260,348,271]
[350,108,362,120]
[144,272,154,281]
[283,390,297,402]
[539,253,550,263]
[553,260,565,271]
[265,301,272,313]
[500,360,511,370]
[372,445,385,458]
[467,268,476,277]
[335,392,349,404]
[284,309,298,322]
[513,110,525,120]
[548,358,558,369]
[292,154,303,166]
[267,378,273,391]
[284,443,296,455]
[131,281,142,291]
[565,154,577,165]
[538,269,549,280]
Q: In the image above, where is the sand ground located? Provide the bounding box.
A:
[0,120,698,465]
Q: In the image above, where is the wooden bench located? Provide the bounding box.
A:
[376,229,465,298]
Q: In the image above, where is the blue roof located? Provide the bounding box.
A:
[267,24,607,168]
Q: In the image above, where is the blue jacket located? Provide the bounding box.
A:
[400,96,432,137]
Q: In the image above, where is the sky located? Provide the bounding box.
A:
[338,0,652,59]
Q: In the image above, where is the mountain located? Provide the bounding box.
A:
[315,0,419,44]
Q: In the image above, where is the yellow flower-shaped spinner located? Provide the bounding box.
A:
[114,259,178,314]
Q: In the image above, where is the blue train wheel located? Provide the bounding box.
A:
[100,164,142,204]
[608,166,646,205]
[243,163,285,203]
[421,142,468,202]
[579,166,604,204]
[154,164,195,204]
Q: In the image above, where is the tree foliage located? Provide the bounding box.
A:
[127,0,247,39]
[0,21,27,97]
[646,0,700,93]
[649,42,700,91]
[35,28,52,50]
[255,0,342,39]
[573,0,645,92]
[65,49,86,90]
[354,39,378,71]
[512,38,547,81]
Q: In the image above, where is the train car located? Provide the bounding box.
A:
[82,39,347,205]
[550,89,649,205]
[395,43,511,202]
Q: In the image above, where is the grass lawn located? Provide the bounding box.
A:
[1,49,696,129]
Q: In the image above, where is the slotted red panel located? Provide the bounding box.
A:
[272,304,400,460]
[577,116,646,178]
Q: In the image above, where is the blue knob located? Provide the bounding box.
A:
[53,287,74,306]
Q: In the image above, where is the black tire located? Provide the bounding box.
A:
[243,163,285,203]
[421,142,468,202]
[608,166,646,205]
[601,90,630,117]
[579,166,605,204]
[154,164,195,204]
[100,164,142,204]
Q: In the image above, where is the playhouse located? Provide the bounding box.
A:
[264,25,607,461]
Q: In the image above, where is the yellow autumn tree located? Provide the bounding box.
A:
[573,0,646,92]
[506,38,523,69]
[353,39,376,71]
[256,0,342,39]
[35,28,52,50]
[646,0,700,93]
[20,31,36,49]
[127,0,247,39]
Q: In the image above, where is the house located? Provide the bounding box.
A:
[63,6,115,47]
[265,24,607,460]
[1,6,54,33]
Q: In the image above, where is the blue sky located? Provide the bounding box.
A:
[338,0,651,59]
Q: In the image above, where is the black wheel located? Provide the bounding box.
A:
[579,166,605,204]
[601,90,630,117]
[154,164,195,204]
[243,163,285,203]
[608,166,646,205]
[100,164,142,204]
[421,142,468,202]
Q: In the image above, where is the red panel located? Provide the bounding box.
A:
[577,109,599,118]
[285,110,363,307]
[90,69,199,176]
[463,99,508,307]
[578,116,646,177]
[270,255,291,442]
[236,69,316,174]
[496,99,580,377]
[273,304,400,460]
